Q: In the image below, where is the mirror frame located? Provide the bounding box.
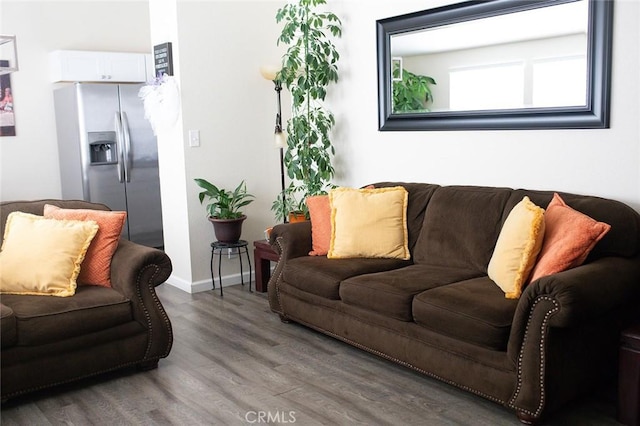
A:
[376,0,613,131]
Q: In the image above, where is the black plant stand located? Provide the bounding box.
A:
[210,240,252,297]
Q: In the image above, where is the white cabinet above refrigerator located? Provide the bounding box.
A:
[50,50,152,83]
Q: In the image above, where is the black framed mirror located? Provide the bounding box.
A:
[376,0,613,131]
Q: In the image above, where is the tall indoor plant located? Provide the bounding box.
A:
[275,0,342,216]
[194,178,254,243]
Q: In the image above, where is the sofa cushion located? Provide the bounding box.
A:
[0,212,99,297]
[488,196,545,299]
[1,199,110,240]
[1,285,132,346]
[306,195,332,256]
[44,204,127,288]
[328,186,410,260]
[529,193,610,283]
[372,182,440,253]
[508,190,640,259]
[340,265,481,321]
[1,303,17,348]
[283,256,410,300]
[306,186,378,257]
[413,186,512,273]
[412,277,518,351]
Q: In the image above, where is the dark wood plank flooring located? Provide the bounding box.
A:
[1,284,621,425]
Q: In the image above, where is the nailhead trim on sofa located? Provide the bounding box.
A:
[508,295,560,417]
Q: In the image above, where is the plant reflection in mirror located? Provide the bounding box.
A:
[392,63,436,113]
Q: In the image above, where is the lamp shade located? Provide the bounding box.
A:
[274,131,287,148]
[260,65,280,81]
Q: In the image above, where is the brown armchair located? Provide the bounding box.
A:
[0,199,173,400]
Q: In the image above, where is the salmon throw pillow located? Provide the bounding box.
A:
[44,205,127,287]
[528,193,610,283]
[306,195,331,256]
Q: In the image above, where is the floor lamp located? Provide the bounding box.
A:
[260,66,287,223]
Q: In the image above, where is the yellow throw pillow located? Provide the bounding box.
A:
[488,196,545,299]
[328,186,410,260]
[0,212,99,297]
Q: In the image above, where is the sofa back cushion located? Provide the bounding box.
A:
[1,199,110,239]
[413,186,513,273]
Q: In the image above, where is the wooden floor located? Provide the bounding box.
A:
[1,284,621,425]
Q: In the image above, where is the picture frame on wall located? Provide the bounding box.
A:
[153,42,173,77]
[0,60,16,137]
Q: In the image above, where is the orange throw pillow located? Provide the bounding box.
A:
[306,195,331,256]
[529,193,610,283]
[44,205,127,287]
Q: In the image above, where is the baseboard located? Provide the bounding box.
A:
[165,271,252,294]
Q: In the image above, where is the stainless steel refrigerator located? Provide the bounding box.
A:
[54,83,164,248]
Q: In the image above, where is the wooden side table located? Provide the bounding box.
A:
[253,240,280,293]
[619,324,640,426]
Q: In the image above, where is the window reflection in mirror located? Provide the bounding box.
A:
[389,0,589,114]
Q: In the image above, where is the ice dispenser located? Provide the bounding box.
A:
[88,131,117,164]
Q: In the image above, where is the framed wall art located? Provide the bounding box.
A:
[0,60,16,136]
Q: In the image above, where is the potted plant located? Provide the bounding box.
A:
[194,178,254,243]
[274,0,342,214]
[271,183,308,223]
[392,63,436,113]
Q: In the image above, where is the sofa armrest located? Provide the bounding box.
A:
[109,239,173,360]
[269,221,313,258]
[509,255,640,359]
[506,255,640,418]
[516,255,640,332]
[267,221,312,314]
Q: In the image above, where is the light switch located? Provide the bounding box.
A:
[189,130,200,147]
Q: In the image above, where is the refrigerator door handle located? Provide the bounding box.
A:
[115,112,125,183]
[121,112,132,183]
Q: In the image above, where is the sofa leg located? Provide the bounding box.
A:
[516,411,539,425]
[137,360,159,371]
[279,314,291,323]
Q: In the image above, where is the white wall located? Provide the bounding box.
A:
[0,0,286,292]
[0,1,152,200]
[1,0,638,292]
[147,0,195,290]
[329,0,640,212]
[170,1,286,289]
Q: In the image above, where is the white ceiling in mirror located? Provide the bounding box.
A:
[391,0,588,56]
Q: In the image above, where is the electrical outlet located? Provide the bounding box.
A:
[227,248,238,259]
[188,129,200,147]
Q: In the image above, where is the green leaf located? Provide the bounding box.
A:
[275,0,341,205]
[194,178,253,219]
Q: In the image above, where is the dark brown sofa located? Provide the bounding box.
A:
[0,200,173,400]
[268,182,640,424]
